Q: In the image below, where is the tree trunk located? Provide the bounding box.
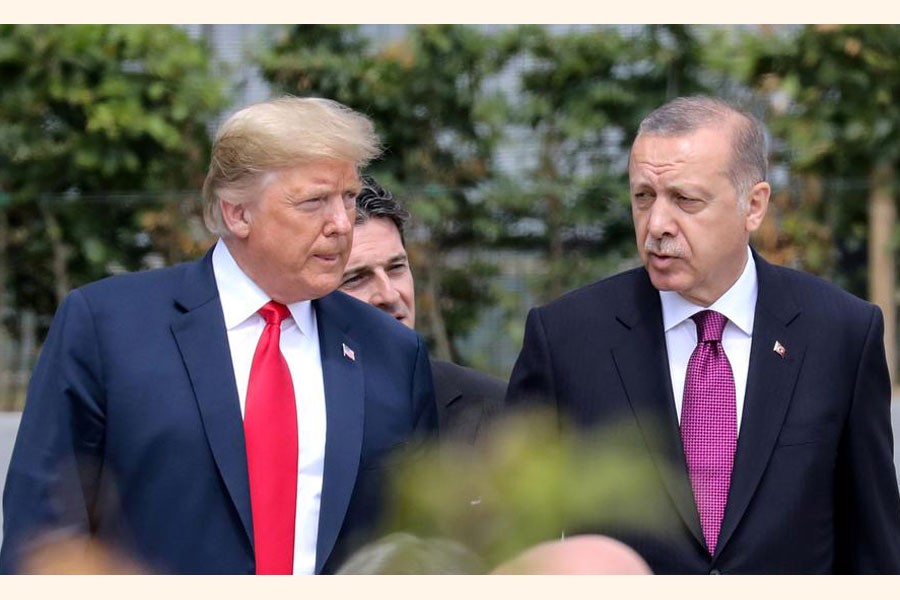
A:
[40,203,72,307]
[0,207,10,409]
[867,163,896,383]
[540,128,565,300]
[418,244,454,362]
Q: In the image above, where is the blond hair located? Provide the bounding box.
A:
[202,96,382,236]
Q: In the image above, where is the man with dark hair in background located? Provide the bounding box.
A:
[340,175,505,444]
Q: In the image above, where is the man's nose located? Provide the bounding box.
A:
[372,271,401,307]
[646,197,677,239]
[324,197,354,236]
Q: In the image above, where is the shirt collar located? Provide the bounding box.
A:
[212,239,315,335]
[660,246,757,336]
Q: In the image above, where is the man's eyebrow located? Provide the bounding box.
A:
[342,253,409,281]
[341,265,373,280]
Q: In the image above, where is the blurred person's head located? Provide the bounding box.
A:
[339,175,416,328]
[491,535,652,575]
[629,95,770,306]
[202,96,381,304]
[19,533,147,574]
[336,532,486,574]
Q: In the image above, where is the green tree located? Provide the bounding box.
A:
[494,25,718,303]
[0,24,226,320]
[741,24,900,377]
[261,24,512,364]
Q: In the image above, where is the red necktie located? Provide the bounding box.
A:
[244,301,298,574]
[681,310,736,555]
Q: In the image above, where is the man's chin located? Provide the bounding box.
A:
[646,270,684,294]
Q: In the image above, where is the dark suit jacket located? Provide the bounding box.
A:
[505,251,900,573]
[431,360,506,445]
[0,250,437,574]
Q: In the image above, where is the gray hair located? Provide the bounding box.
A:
[635,96,767,205]
[202,96,382,236]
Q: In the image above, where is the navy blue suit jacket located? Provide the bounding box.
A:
[0,250,437,574]
[506,251,900,573]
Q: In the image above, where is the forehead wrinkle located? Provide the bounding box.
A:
[642,159,683,176]
[385,251,408,262]
[631,156,726,198]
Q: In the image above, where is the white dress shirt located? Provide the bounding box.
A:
[212,239,326,575]
[660,246,758,433]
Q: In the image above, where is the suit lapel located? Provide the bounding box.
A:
[169,251,254,548]
[434,369,462,409]
[610,273,705,547]
[431,360,465,415]
[715,253,805,557]
[313,294,365,574]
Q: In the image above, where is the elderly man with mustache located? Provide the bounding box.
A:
[505,95,900,574]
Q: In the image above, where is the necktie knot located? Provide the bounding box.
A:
[692,310,727,343]
[259,301,291,326]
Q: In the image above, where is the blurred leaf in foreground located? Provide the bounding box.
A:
[376,407,674,571]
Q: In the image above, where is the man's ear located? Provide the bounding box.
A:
[220,199,252,239]
[744,181,770,233]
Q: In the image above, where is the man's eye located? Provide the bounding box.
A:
[340,275,361,288]
[632,192,653,205]
[676,195,701,206]
[291,196,324,210]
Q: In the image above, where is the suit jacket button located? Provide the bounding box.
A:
[709,568,721,575]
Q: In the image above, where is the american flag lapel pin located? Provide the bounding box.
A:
[342,342,356,362]
[773,340,786,358]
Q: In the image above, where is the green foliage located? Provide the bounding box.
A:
[380,409,672,570]
[745,25,900,171]
[0,24,226,317]
[742,25,900,294]
[495,25,718,304]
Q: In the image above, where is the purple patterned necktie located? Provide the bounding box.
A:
[681,310,736,555]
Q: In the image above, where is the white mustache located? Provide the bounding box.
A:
[643,236,686,258]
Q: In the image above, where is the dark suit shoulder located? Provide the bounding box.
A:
[76,259,198,300]
[764,261,875,309]
[522,267,655,344]
[430,359,506,402]
[537,266,649,314]
[51,255,215,328]
[758,258,881,331]
[430,359,506,444]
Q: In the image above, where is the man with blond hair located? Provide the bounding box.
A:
[1,97,437,574]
